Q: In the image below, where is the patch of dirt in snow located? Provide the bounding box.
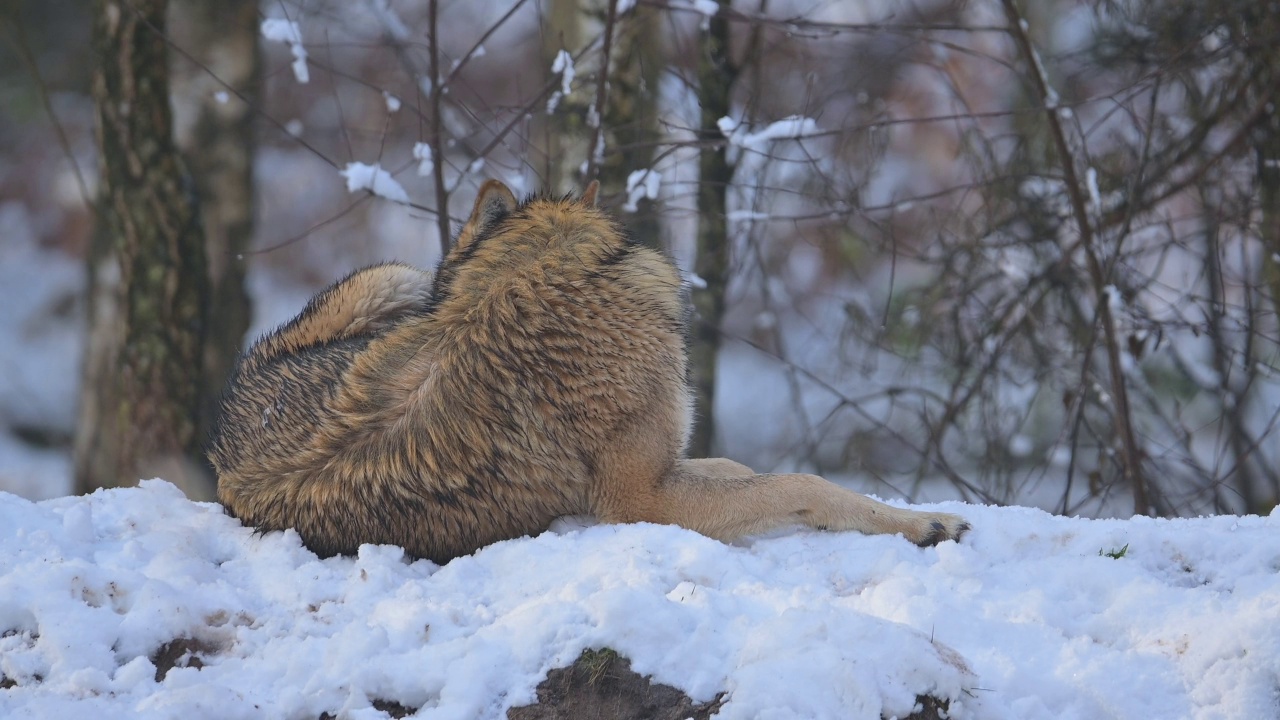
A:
[508,648,724,720]
[506,647,952,720]
[150,637,218,682]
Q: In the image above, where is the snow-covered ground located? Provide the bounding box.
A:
[2,480,1277,719]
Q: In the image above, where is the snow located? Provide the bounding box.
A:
[1102,284,1123,316]
[0,204,83,436]
[260,19,309,85]
[444,158,487,193]
[0,434,69,502]
[721,115,820,151]
[546,49,574,114]
[1085,167,1101,216]
[550,49,574,97]
[622,168,661,212]
[672,0,719,30]
[2,481,1278,719]
[1008,434,1034,458]
[0,202,83,500]
[339,162,410,204]
[687,0,720,19]
[412,143,434,178]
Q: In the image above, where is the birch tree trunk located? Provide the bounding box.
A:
[75,0,209,495]
[541,0,591,195]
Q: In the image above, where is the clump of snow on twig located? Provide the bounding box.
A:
[675,0,720,30]
[443,158,487,193]
[261,18,309,84]
[720,115,821,151]
[412,143,433,178]
[717,115,821,174]
[339,163,409,204]
[547,49,575,114]
[622,169,661,213]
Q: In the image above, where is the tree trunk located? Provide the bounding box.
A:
[170,0,258,500]
[75,0,209,495]
[595,4,662,249]
[540,0,592,195]
[687,1,735,458]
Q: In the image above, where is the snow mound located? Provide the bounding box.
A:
[1,481,1278,719]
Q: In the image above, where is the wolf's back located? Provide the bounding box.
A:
[209,185,690,563]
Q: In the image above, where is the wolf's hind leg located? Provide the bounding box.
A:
[650,458,970,547]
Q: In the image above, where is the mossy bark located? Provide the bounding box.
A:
[687,1,735,458]
[594,5,662,249]
[75,0,209,494]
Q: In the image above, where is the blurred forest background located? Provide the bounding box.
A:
[0,0,1276,519]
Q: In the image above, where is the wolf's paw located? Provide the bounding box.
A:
[909,513,970,547]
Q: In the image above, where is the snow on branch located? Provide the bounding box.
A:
[261,18,309,84]
[719,115,820,154]
[547,49,575,114]
[623,169,662,213]
[678,0,720,30]
[339,163,409,204]
[412,144,434,178]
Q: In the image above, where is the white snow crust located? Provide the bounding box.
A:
[2,482,1278,719]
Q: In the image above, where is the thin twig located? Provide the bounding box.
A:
[442,0,530,90]
[428,0,452,254]
[0,20,96,214]
[1001,0,1151,515]
[121,1,338,169]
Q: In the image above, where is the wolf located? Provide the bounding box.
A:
[209,180,969,563]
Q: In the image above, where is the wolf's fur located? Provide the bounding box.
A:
[209,181,969,563]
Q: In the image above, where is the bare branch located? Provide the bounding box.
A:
[1001,0,1151,516]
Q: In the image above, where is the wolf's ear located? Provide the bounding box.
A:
[581,180,600,208]
[452,180,517,255]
